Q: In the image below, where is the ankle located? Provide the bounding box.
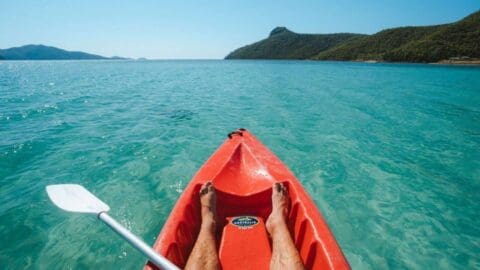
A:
[201,218,216,232]
[266,214,288,235]
[270,222,289,238]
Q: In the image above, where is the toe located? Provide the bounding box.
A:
[200,182,210,195]
[274,183,282,193]
[200,181,215,196]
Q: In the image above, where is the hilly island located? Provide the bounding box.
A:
[0,44,125,60]
[226,10,480,63]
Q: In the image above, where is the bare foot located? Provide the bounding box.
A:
[200,181,217,231]
[267,183,305,270]
[266,183,289,236]
[185,182,219,270]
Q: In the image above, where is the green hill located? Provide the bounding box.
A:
[226,10,480,63]
[0,44,125,60]
[316,10,479,62]
[383,11,480,62]
[313,25,444,61]
[225,27,364,59]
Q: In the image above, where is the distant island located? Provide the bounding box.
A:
[0,44,127,60]
[226,10,480,64]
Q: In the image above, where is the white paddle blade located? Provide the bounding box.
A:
[46,184,110,214]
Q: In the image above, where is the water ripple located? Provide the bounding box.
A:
[0,60,479,269]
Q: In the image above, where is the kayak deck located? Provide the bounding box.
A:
[145,129,349,269]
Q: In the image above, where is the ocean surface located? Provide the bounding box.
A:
[0,60,479,269]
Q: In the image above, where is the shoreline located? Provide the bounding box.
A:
[434,59,480,65]
[1,58,480,66]
[226,58,480,66]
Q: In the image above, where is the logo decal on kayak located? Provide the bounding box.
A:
[232,216,258,228]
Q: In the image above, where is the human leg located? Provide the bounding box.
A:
[266,183,305,270]
[184,182,219,270]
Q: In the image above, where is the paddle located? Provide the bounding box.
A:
[46,184,180,270]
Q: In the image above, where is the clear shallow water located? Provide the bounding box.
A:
[0,60,479,269]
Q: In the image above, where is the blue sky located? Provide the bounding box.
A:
[1,0,478,59]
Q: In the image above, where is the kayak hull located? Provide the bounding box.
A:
[145,129,350,269]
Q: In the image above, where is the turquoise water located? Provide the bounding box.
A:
[0,60,479,269]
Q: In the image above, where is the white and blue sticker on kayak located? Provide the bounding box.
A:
[231,216,259,229]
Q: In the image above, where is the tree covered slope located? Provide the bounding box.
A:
[0,44,118,60]
[313,25,444,61]
[383,11,480,62]
[227,10,480,63]
[225,27,365,59]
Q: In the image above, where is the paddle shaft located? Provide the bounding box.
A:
[98,212,180,270]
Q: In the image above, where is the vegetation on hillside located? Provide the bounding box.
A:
[384,11,480,62]
[225,27,364,59]
[0,44,123,60]
[314,25,444,61]
[227,10,480,63]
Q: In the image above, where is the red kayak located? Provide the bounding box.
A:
[145,129,349,269]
